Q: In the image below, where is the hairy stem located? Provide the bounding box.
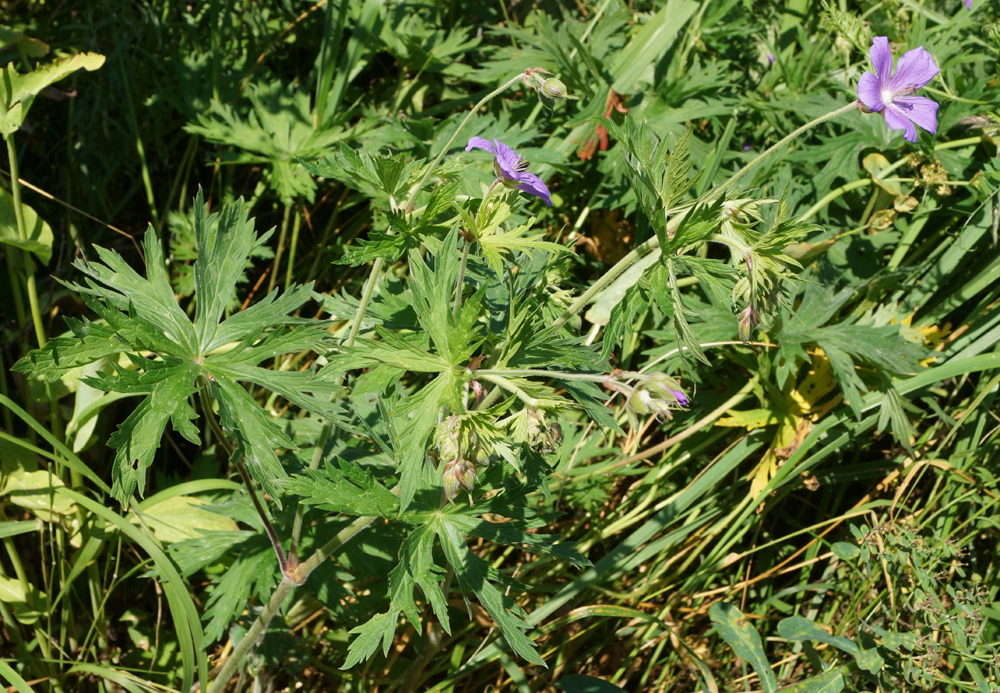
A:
[197,381,288,574]
[227,68,534,690]
[207,515,376,693]
[453,239,471,320]
[401,72,527,215]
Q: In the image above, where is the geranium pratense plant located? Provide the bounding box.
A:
[857,36,940,142]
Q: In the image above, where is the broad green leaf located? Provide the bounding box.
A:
[1,469,75,518]
[0,575,46,624]
[783,666,847,693]
[0,186,53,263]
[854,647,884,675]
[130,496,239,544]
[778,616,859,656]
[0,52,105,136]
[831,542,860,561]
[610,0,698,94]
[709,602,777,693]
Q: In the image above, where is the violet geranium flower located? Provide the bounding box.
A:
[465,137,553,206]
[857,37,940,143]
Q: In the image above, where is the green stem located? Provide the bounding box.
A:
[207,515,376,693]
[477,374,539,407]
[268,203,293,296]
[476,368,608,383]
[5,134,47,349]
[284,206,302,291]
[554,101,860,330]
[711,101,859,200]
[453,239,471,320]
[257,68,531,691]
[401,72,527,215]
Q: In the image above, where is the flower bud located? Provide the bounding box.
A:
[738,305,758,344]
[443,458,477,501]
[526,409,562,453]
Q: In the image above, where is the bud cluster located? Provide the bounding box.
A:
[434,415,490,502]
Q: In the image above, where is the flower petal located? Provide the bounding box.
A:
[514,172,552,206]
[965,0,972,9]
[883,104,918,142]
[891,95,938,135]
[869,36,893,80]
[491,140,522,179]
[465,136,496,153]
[857,71,885,111]
[890,46,939,93]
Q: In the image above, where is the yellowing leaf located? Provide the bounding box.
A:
[788,349,838,415]
[716,408,780,430]
[1,469,76,518]
[131,496,238,544]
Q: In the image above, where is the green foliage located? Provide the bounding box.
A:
[14,192,333,504]
[2,2,998,692]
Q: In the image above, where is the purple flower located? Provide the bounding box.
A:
[465,137,553,206]
[857,37,940,143]
[965,0,972,9]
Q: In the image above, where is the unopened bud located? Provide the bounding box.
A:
[738,305,759,344]
[527,409,563,453]
[443,458,477,501]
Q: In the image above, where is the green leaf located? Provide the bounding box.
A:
[342,610,400,669]
[283,459,399,517]
[389,525,450,635]
[782,666,847,693]
[192,191,272,351]
[853,647,884,675]
[130,496,239,544]
[437,516,545,665]
[610,0,698,94]
[0,52,105,136]
[0,187,53,263]
[396,372,455,510]
[106,359,200,504]
[69,227,199,357]
[709,602,777,693]
[831,541,860,561]
[777,616,859,656]
[557,675,628,693]
[211,377,292,504]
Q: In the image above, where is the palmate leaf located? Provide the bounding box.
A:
[15,195,335,506]
[283,459,399,518]
[344,500,581,668]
